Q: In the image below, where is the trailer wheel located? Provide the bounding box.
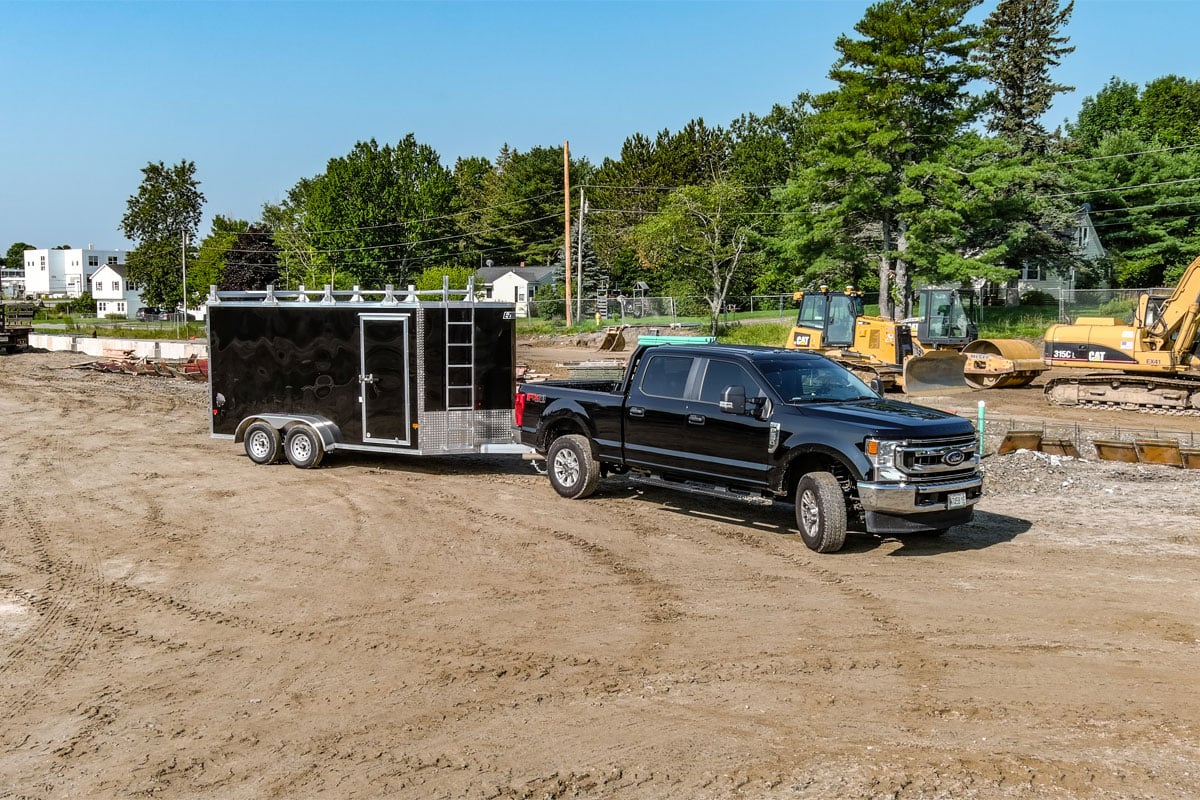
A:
[794,472,847,553]
[244,421,282,465]
[284,426,325,469]
[546,434,600,499]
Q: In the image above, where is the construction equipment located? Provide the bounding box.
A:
[597,325,628,352]
[1043,253,1200,412]
[0,303,35,354]
[785,286,1045,394]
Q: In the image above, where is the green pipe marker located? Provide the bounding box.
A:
[977,400,986,457]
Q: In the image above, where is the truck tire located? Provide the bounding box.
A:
[244,421,282,465]
[547,434,600,500]
[284,426,325,469]
[794,472,847,553]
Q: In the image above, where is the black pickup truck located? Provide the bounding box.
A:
[516,343,982,553]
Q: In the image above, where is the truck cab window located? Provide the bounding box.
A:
[699,360,758,404]
[640,355,693,399]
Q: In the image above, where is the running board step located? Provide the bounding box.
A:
[630,474,776,506]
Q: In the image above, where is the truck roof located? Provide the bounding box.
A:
[649,343,830,361]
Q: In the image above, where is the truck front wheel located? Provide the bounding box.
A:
[795,472,847,553]
[547,434,600,499]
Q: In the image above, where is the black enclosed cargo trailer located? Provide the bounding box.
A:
[207,282,529,467]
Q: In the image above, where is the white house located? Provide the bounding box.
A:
[90,264,143,319]
[23,245,125,298]
[475,265,557,317]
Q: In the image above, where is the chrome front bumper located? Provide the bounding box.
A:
[857,475,983,515]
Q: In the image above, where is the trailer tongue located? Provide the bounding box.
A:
[207,281,529,468]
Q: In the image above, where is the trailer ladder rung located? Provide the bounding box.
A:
[446,308,476,410]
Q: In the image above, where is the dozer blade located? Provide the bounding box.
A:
[902,351,971,396]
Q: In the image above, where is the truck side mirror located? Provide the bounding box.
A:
[719,385,746,415]
[869,377,883,395]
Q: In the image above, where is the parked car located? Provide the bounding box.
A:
[135,307,163,321]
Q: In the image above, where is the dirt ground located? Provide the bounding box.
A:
[1,344,1198,800]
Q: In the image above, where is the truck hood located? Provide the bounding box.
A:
[791,399,973,438]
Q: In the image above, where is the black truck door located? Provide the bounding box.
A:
[622,352,698,475]
[689,357,772,486]
[359,314,413,446]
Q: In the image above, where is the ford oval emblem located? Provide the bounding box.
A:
[943,450,966,466]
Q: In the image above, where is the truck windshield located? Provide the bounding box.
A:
[755,356,878,404]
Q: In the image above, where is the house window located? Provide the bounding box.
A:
[97,302,107,314]
[107,256,118,265]
[88,255,99,267]
[116,302,125,313]
[112,281,120,292]
[1021,264,1042,281]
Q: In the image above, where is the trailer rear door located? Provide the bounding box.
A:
[360,314,412,446]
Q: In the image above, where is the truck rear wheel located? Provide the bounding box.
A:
[547,434,600,499]
[244,421,282,465]
[795,472,847,553]
[284,426,325,469]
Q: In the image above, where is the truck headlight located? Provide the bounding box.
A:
[865,438,905,482]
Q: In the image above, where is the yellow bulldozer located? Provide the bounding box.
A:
[784,286,1046,394]
[1043,253,1200,411]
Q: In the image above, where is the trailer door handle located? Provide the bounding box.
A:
[687,414,705,425]
[628,407,645,418]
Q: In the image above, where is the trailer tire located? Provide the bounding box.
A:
[284,426,325,469]
[794,472,847,553]
[244,421,282,465]
[547,434,600,500]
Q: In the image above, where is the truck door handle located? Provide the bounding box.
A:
[687,414,705,425]
[628,407,645,418]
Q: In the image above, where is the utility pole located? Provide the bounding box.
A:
[576,186,586,323]
[180,230,188,338]
[563,140,572,327]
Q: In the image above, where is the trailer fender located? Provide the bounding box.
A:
[234,414,343,453]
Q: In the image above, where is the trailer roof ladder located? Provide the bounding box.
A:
[446,303,476,410]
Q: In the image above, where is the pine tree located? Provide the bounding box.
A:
[776,0,983,317]
[979,0,1075,155]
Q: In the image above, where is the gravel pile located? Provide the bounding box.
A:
[981,448,1194,496]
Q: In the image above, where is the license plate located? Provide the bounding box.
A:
[948,492,967,509]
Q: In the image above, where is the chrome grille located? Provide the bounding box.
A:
[896,434,978,482]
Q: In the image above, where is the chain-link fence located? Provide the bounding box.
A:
[526,287,1171,328]
[527,294,800,326]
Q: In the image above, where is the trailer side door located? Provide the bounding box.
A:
[360,314,413,446]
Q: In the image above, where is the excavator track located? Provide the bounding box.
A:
[1044,374,1200,415]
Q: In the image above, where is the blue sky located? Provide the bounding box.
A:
[2,0,1196,253]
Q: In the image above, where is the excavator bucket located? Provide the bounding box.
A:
[597,325,627,352]
[902,350,970,395]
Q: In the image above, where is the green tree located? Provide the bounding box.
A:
[1137,75,1200,145]
[978,0,1074,155]
[412,265,477,292]
[631,180,753,334]
[774,0,984,318]
[191,216,247,300]
[481,144,592,267]
[301,136,459,288]
[1067,77,1141,151]
[220,224,281,291]
[120,160,205,309]
[5,242,35,274]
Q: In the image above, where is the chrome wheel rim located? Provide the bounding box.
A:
[800,489,820,534]
[553,449,580,488]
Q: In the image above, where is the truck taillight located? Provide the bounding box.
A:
[514,390,526,427]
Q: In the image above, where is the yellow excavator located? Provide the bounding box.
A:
[785,286,1045,394]
[1044,253,1200,411]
